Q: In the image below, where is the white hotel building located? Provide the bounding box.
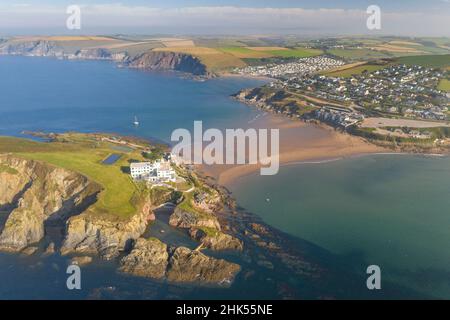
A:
[130,160,177,183]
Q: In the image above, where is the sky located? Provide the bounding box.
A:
[0,0,449,36]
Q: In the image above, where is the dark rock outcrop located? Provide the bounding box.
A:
[169,207,221,230]
[119,239,241,286]
[129,51,210,76]
[166,246,240,286]
[190,228,243,251]
[60,207,151,260]
[119,238,168,278]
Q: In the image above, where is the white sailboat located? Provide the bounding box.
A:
[133,116,139,126]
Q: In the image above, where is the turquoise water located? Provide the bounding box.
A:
[230,154,450,298]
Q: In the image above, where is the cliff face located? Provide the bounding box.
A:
[0,139,241,286]
[60,206,151,260]
[0,40,128,62]
[129,51,210,76]
[0,155,101,252]
[0,40,64,57]
[0,40,211,76]
[70,48,128,62]
[0,154,152,258]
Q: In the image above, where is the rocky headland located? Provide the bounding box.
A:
[0,134,242,287]
[0,40,211,78]
[0,154,101,252]
[129,51,211,77]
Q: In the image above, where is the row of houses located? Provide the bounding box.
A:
[277,64,448,119]
[234,56,345,78]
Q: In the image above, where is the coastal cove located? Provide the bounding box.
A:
[0,55,448,299]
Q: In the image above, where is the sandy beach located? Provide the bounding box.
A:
[198,113,388,186]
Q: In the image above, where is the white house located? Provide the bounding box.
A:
[130,160,177,183]
[130,162,156,180]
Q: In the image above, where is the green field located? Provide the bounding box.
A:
[327,48,390,60]
[396,54,450,68]
[0,134,148,218]
[438,79,450,92]
[218,47,271,58]
[218,46,322,59]
[323,64,386,77]
[264,48,323,58]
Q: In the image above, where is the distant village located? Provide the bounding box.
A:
[235,59,450,144]
[255,64,449,128]
[234,56,345,78]
[278,64,448,121]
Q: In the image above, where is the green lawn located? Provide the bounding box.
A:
[0,134,145,218]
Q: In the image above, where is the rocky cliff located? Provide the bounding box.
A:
[0,155,101,252]
[119,239,240,286]
[129,51,210,76]
[69,48,128,62]
[0,40,64,57]
[0,40,128,62]
[60,206,151,260]
[0,40,211,76]
[0,135,241,287]
[119,237,169,278]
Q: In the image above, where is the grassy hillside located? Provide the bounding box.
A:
[262,47,323,58]
[0,134,150,218]
[327,48,390,60]
[323,63,386,77]
[153,46,246,71]
[438,79,450,92]
[395,54,450,68]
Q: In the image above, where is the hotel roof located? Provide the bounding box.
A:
[130,162,152,169]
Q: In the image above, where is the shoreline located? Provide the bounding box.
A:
[218,71,274,82]
[199,141,449,187]
[198,113,390,186]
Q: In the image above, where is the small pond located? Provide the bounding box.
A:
[102,153,121,165]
